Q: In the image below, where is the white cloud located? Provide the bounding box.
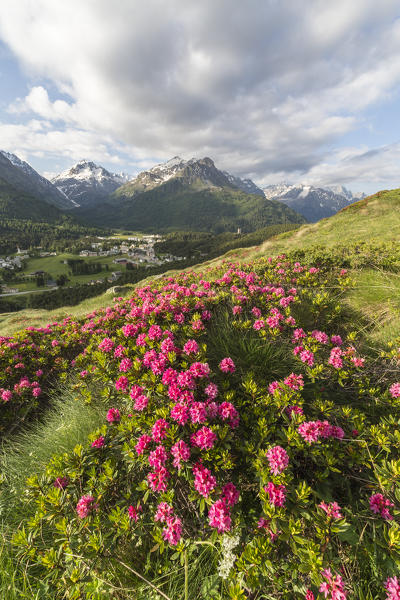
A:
[9,86,78,123]
[0,0,400,187]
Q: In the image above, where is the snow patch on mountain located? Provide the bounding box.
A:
[52,160,132,207]
[262,182,366,222]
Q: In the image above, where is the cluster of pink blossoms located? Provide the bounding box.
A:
[329,347,343,369]
[98,337,114,352]
[208,499,231,533]
[298,420,344,444]
[319,568,347,599]
[191,426,217,450]
[106,408,120,423]
[170,439,190,469]
[91,436,105,448]
[369,493,394,520]
[264,482,286,507]
[193,462,216,497]
[318,501,343,519]
[385,576,400,600]
[76,495,99,519]
[154,502,182,545]
[283,372,304,390]
[219,357,236,373]
[128,505,142,522]
[266,445,289,475]
[390,383,400,398]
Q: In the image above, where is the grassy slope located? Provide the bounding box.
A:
[1,188,400,599]
[0,178,68,223]
[2,188,400,341]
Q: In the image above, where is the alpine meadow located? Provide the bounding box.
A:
[0,2,399,600]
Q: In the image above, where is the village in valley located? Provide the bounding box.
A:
[0,234,186,296]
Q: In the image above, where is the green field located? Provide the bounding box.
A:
[5,252,126,292]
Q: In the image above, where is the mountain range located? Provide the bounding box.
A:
[263,183,365,222]
[75,156,305,232]
[0,150,367,230]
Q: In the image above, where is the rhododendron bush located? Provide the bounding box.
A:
[3,255,400,599]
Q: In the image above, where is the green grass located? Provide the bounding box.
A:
[345,268,400,346]
[0,383,109,599]
[0,283,137,335]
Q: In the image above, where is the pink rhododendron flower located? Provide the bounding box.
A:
[268,381,281,395]
[162,515,182,545]
[128,505,142,522]
[134,394,149,411]
[319,501,343,519]
[253,319,265,330]
[221,482,239,506]
[148,324,162,340]
[286,405,304,417]
[152,418,169,442]
[122,323,138,337]
[219,357,236,373]
[171,440,190,469]
[191,426,217,450]
[136,333,147,346]
[148,445,168,470]
[205,382,218,399]
[193,462,216,497]
[384,576,400,600]
[98,337,114,352]
[155,502,174,522]
[190,402,208,424]
[300,349,314,366]
[170,402,189,425]
[264,482,286,507]
[162,368,178,385]
[305,591,315,600]
[119,358,132,372]
[147,466,170,493]
[208,499,231,533]
[189,361,210,378]
[389,383,400,398]
[1,389,12,402]
[76,495,99,518]
[91,436,105,448]
[284,373,304,390]
[218,401,239,427]
[106,408,120,423]
[329,347,343,369]
[319,568,347,599]
[183,339,199,355]
[331,335,343,346]
[369,493,394,520]
[266,446,289,475]
[115,376,129,392]
[298,421,320,443]
[311,330,329,344]
[135,434,151,455]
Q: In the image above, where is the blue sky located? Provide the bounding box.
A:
[0,1,400,194]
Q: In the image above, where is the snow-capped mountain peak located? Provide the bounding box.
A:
[262,182,365,222]
[52,160,132,207]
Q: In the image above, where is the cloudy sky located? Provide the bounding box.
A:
[0,0,400,193]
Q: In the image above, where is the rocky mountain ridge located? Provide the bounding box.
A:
[0,151,75,210]
[51,160,130,207]
[262,182,366,222]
